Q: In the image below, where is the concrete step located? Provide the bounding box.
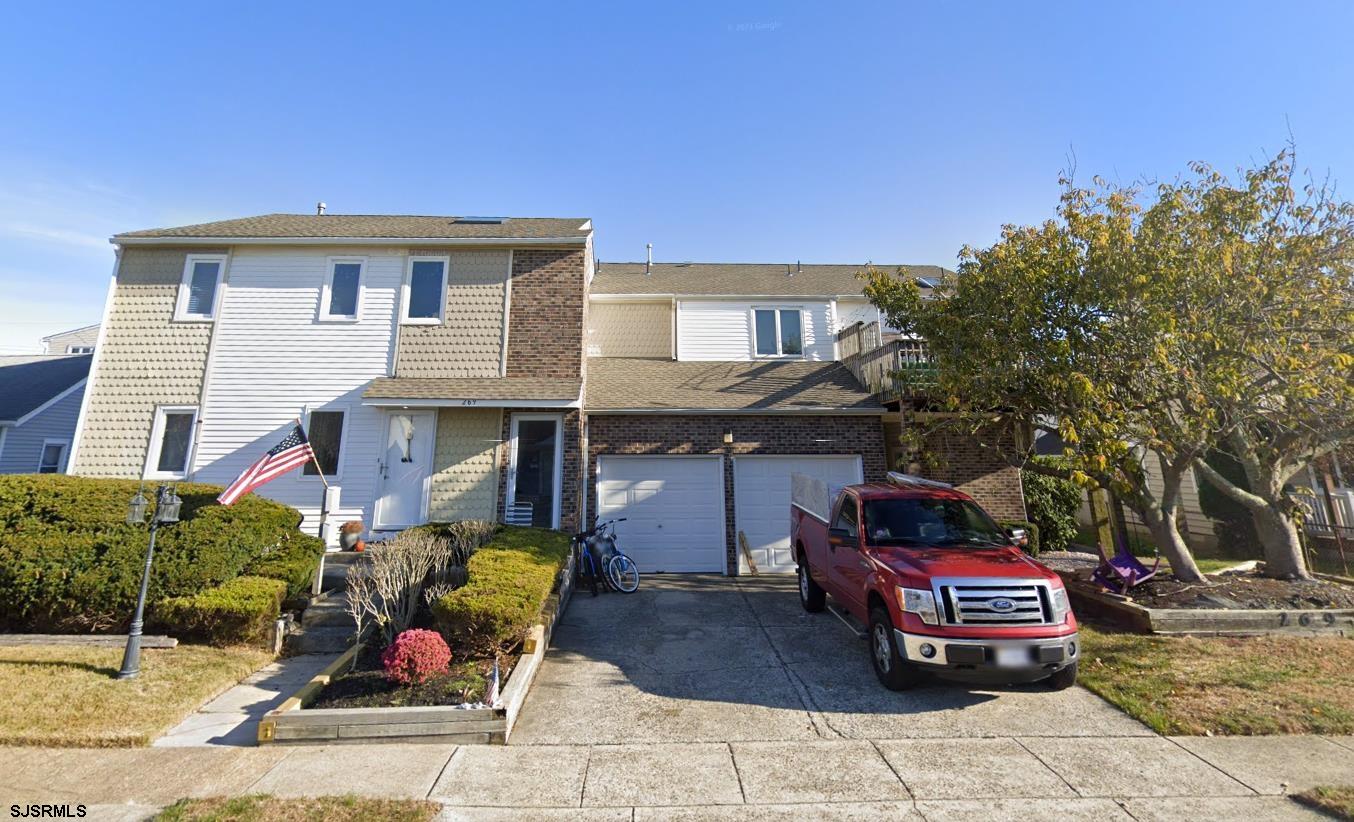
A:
[284,625,355,655]
[302,592,355,628]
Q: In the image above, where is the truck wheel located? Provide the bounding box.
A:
[869,606,923,691]
[1045,661,1078,690]
[797,558,826,612]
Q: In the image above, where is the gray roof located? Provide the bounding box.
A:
[586,358,882,412]
[115,214,592,241]
[0,355,92,423]
[364,376,581,402]
[591,262,949,297]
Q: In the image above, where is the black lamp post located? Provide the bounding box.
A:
[118,484,182,680]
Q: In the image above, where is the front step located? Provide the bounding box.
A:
[301,591,354,628]
[285,625,355,655]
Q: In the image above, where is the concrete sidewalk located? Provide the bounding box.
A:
[5,735,1350,820]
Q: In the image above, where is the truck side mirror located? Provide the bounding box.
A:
[828,527,857,548]
[1006,527,1028,547]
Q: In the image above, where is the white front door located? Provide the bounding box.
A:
[374,410,436,530]
[734,455,864,573]
[596,455,726,573]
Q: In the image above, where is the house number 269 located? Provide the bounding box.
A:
[461,399,478,406]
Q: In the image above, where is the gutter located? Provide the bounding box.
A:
[584,407,886,416]
[112,235,589,247]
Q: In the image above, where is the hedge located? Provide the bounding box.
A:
[0,475,324,633]
[431,526,570,657]
[1020,457,1084,553]
[154,575,286,646]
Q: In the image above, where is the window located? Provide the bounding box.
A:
[66,345,94,354]
[753,308,804,357]
[402,257,448,324]
[37,440,69,474]
[863,498,1008,548]
[174,255,226,321]
[319,258,365,321]
[145,406,198,479]
[304,410,345,477]
[833,495,859,537]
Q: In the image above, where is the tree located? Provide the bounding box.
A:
[866,149,1354,580]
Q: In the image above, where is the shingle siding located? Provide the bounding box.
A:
[396,249,510,378]
[587,301,672,358]
[428,407,503,522]
[72,247,219,477]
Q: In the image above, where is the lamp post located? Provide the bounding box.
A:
[118,484,182,680]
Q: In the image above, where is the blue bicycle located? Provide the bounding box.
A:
[573,518,640,595]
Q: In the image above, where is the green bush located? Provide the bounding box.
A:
[431,526,570,657]
[154,575,286,646]
[1020,459,1083,553]
[0,475,322,633]
[998,519,1041,556]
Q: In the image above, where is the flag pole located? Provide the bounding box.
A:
[295,416,330,489]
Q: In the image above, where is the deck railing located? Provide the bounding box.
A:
[837,321,935,399]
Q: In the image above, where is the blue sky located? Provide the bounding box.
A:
[1,1,1351,352]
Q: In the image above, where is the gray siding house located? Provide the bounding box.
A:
[0,355,92,474]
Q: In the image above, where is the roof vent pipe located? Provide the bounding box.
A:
[646,243,652,275]
[316,202,327,216]
[796,260,801,276]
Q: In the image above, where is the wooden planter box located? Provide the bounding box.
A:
[1060,574,1354,637]
[259,551,575,745]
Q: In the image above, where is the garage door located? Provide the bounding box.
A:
[734,455,864,573]
[596,456,726,573]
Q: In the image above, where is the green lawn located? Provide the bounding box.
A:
[1293,787,1354,821]
[0,643,272,747]
[1078,624,1354,735]
[156,796,440,822]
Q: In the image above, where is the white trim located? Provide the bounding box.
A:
[11,378,87,427]
[67,251,121,473]
[173,254,228,322]
[594,453,728,575]
[41,322,100,343]
[751,305,806,359]
[300,404,351,482]
[506,412,564,530]
[317,256,367,322]
[586,407,885,416]
[65,345,94,354]
[500,250,514,377]
[143,405,200,480]
[115,236,589,247]
[590,292,866,302]
[401,255,449,325]
[372,409,437,530]
[362,396,582,410]
[0,426,8,463]
[36,438,71,474]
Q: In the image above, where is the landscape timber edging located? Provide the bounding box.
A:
[1060,575,1354,637]
[258,549,575,745]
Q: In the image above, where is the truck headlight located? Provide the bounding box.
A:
[897,587,939,626]
[1050,586,1071,623]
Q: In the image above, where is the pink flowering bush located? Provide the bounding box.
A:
[381,628,452,685]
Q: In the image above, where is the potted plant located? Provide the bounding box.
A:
[339,520,366,551]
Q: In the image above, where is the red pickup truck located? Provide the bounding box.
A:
[790,472,1079,690]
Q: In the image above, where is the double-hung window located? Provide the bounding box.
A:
[37,440,69,474]
[66,345,94,354]
[145,406,198,479]
[319,257,365,321]
[753,308,804,357]
[174,255,226,321]
[304,409,345,478]
[402,256,448,324]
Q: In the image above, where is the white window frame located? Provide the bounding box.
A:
[506,412,564,530]
[66,345,94,354]
[173,254,227,322]
[300,405,350,482]
[401,255,449,325]
[317,257,366,322]
[144,405,199,480]
[37,438,70,473]
[751,306,806,359]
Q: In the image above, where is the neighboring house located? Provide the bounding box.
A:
[42,323,100,355]
[69,212,1024,573]
[0,354,91,474]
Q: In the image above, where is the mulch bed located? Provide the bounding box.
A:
[1123,571,1354,610]
[307,645,508,709]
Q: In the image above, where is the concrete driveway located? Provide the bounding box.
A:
[511,574,1150,744]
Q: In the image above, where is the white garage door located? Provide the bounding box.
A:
[734,455,864,573]
[596,456,726,573]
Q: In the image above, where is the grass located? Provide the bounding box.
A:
[1078,624,1354,735]
[0,643,272,747]
[1293,787,1354,821]
[156,795,440,822]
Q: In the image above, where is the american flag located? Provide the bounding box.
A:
[217,424,316,505]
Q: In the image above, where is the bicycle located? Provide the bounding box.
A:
[573,518,640,594]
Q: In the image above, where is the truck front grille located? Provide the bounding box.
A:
[939,583,1051,626]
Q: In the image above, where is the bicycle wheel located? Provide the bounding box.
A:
[606,553,640,593]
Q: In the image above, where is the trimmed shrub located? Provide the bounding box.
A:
[998,520,1041,556]
[381,628,452,685]
[432,526,570,657]
[1020,459,1083,553]
[0,475,323,632]
[154,575,287,646]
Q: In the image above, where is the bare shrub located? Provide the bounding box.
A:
[346,530,454,647]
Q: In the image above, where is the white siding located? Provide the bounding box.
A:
[835,299,879,330]
[676,300,834,361]
[0,386,84,473]
[191,247,403,539]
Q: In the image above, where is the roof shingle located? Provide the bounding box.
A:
[585,358,882,412]
[116,214,592,241]
[364,376,581,402]
[0,355,92,423]
[591,262,948,297]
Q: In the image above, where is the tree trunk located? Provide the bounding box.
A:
[1140,505,1205,583]
[1251,504,1312,580]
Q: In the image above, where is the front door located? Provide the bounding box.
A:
[374,410,435,530]
[507,414,562,529]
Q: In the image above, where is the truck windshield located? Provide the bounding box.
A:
[863,498,1010,548]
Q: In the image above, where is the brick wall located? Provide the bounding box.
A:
[496,409,583,532]
[918,426,1027,521]
[587,413,888,573]
[506,249,586,380]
